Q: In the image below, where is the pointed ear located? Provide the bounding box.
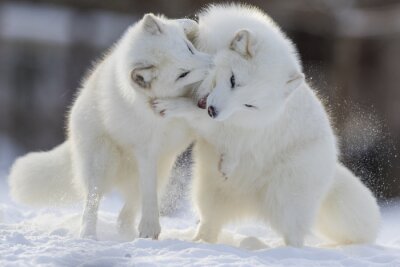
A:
[177,19,198,40]
[230,29,256,58]
[142,13,163,35]
[284,72,304,98]
[131,65,157,89]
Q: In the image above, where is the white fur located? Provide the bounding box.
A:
[8,13,211,240]
[316,163,380,244]
[9,141,81,205]
[152,4,380,247]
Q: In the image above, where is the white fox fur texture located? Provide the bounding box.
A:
[152,4,380,247]
[9,13,211,240]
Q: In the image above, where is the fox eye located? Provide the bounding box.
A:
[230,73,236,89]
[244,104,257,109]
[177,71,190,80]
[187,44,194,55]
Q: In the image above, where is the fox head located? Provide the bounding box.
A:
[201,27,305,126]
[116,14,212,99]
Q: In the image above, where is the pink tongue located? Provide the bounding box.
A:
[197,95,208,109]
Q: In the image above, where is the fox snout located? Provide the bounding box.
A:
[207,105,218,118]
[206,88,227,120]
[206,93,236,121]
[197,94,209,109]
[205,92,219,118]
[206,92,221,119]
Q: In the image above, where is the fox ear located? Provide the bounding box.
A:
[230,29,256,58]
[177,19,198,39]
[142,13,163,35]
[131,65,157,89]
[284,72,304,98]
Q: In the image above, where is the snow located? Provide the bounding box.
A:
[1,174,400,266]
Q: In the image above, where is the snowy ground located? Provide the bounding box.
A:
[1,175,400,267]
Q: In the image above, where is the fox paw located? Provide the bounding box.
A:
[138,217,161,240]
[118,221,136,241]
[218,153,236,179]
[150,98,179,118]
[79,226,97,240]
[193,223,219,243]
[218,155,227,179]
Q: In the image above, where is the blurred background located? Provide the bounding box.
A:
[0,0,399,201]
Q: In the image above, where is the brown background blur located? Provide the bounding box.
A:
[0,0,399,200]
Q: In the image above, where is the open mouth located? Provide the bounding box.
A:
[197,94,209,109]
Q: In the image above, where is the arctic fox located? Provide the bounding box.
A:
[9,14,211,240]
[152,4,380,246]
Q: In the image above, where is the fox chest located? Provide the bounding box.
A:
[107,111,192,154]
[213,136,272,190]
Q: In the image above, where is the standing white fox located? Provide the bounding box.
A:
[8,13,211,240]
[153,4,380,247]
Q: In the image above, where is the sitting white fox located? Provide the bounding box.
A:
[152,4,380,247]
[9,14,211,240]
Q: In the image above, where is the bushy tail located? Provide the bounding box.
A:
[316,163,381,244]
[8,141,82,206]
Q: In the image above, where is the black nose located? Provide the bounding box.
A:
[208,106,218,118]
